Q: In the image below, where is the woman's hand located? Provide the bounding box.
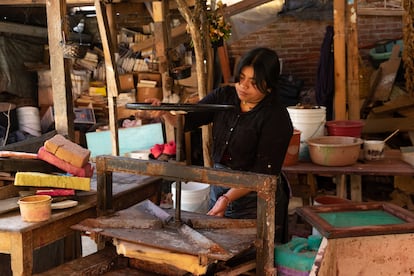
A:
[144,98,165,118]
[207,196,229,217]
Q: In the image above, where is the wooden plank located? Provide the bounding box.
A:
[0,196,19,215]
[0,158,63,173]
[0,22,47,38]
[215,260,256,276]
[372,94,414,114]
[223,0,273,17]
[374,44,401,101]
[117,241,208,275]
[95,0,120,156]
[46,0,75,138]
[35,246,119,276]
[0,184,22,200]
[360,67,382,119]
[217,44,232,84]
[362,117,414,133]
[358,7,404,16]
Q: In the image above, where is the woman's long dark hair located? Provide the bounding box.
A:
[234,47,280,94]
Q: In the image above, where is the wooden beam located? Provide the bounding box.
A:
[223,0,273,17]
[358,7,403,16]
[334,0,347,119]
[95,0,120,156]
[0,0,194,7]
[346,0,360,119]
[363,117,414,133]
[0,22,47,38]
[372,94,414,114]
[46,0,75,138]
[129,23,187,53]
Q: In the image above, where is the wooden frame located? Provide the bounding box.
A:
[95,155,278,276]
[296,201,414,239]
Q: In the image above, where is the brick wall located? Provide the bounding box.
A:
[358,15,403,61]
[227,14,403,90]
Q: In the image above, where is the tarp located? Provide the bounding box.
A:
[0,36,44,98]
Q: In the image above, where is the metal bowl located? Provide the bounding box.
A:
[306,136,363,166]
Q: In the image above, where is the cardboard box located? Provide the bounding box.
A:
[136,72,162,86]
[119,74,135,91]
[137,87,163,102]
[37,70,52,87]
[38,86,53,106]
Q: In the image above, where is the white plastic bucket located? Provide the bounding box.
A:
[287,106,326,141]
[171,181,210,214]
[16,106,41,137]
[287,106,326,160]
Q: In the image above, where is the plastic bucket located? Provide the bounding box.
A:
[16,106,41,137]
[171,181,210,214]
[287,106,326,160]
[326,120,364,138]
[283,129,301,166]
[18,195,52,222]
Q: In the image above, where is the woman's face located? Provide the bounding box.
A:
[235,66,266,103]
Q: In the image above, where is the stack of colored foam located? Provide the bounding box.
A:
[37,134,93,177]
[14,134,93,192]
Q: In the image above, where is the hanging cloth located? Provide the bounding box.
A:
[315,25,334,120]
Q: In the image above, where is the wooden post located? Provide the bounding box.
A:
[346,1,360,120]
[153,0,175,143]
[217,43,232,84]
[95,0,120,156]
[105,3,118,54]
[334,0,347,119]
[46,0,75,139]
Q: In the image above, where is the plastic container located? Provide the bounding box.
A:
[363,140,385,161]
[287,106,326,161]
[171,181,210,213]
[18,195,52,222]
[275,235,323,276]
[283,129,301,166]
[369,39,403,68]
[325,120,364,138]
[16,106,41,137]
[287,106,326,142]
[307,136,363,166]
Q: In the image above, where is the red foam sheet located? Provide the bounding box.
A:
[37,147,94,177]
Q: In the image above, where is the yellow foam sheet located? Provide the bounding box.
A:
[14,172,91,191]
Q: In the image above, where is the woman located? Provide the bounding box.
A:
[150,47,293,243]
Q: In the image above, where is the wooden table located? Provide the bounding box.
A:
[0,174,161,276]
[283,150,414,202]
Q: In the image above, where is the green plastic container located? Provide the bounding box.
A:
[369,39,403,68]
[275,235,322,276]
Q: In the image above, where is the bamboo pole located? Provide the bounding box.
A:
[346,0,360,119]
[334,0,347,119]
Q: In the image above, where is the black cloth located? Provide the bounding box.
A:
[315,25,334,121]
[184,85,293,243]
